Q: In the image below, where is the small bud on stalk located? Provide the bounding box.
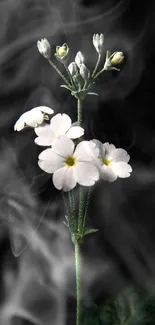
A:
[55,43,69,62]
[104,51,124,71]
[93,33,104,54]
[68,62,78,76]
[79,63,90,80]
[75,51,84,68]
[37,38,51,59]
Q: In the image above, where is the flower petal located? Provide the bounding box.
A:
[50,113,71,135]
[53,166,76,191]
[32,106,54,114]
[14,116,25,131]
[74,162,99,186]
[26,110,43,126]
[102,142,116,155]
[52,136,75,158]
[65,126,84,139]
[35,124,54,136]
[35,136,54,146]
[111,162,132,178]
[108,148,130,163]
[100,165,117,182]
[74,141,94,162]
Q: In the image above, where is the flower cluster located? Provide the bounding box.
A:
[14,107,132,191]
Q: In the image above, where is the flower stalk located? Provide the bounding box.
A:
[75,242,81,325]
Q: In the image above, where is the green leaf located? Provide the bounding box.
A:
[84,227,99,236]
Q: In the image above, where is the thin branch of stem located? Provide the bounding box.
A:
[91,53,101,79]
[64,63,77,88]
[48,59,70,86]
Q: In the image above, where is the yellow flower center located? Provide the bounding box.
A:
[65,156,76,168]
[57,46,67,57]
[102,158,112,166]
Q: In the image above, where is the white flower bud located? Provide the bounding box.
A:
[37,38,51,59]
[103,51,124,70]
[111,52,124,65]
[79,63,90,80]
[68,62,78,76]
[93,34,104,54]
[75,51,84,68]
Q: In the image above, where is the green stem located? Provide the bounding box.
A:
[78,187,84,233]
[94,67,105,79]
[48,59,71,86]
[77,98,83,127]
[82,186,93,233]
[75,242,81,325]
[91,53,101,79]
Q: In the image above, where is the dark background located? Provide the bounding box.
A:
[0,0,155,324]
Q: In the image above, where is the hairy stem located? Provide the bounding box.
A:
[91,53,101,79]
[82,186,93,233]
[75,242,81,325]
[77,98,83,127]
[48,59,70,86]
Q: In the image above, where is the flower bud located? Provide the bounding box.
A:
[111,52,124,65]
[79,63,90,80]
[55,43,69,61]
[104,51,124,71]
[75,51,84,68]
[93,33,104,54]
[37,38,51,59]
[68,62,78,76]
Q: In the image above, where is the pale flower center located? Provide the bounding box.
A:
[65,156,76,168]
[102,157,112,166]
[58,47,66,57]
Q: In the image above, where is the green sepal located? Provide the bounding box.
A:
[83,227,99,236]
[106,50,111,59]
[87,92,99,96]
[60,84,74,91]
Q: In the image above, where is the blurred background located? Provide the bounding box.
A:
[0,0,155,324]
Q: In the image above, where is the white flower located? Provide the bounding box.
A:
[35,113,84,146]
[93,34,104,54]
[79,63,90,80]
[86,140,132,182]
[14,106,54,131]
[75,51,84,68]
[68,62,78,76]
[104,51,124,71]
[37,39,51,59]
[38,136,99,191]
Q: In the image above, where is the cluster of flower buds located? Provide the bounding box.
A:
[37,34,124,101]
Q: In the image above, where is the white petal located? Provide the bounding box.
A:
[90,139,103,157]
[35,124,54,136]
[26,110,43,126]
[65,126,84,139]
[111,162,132,178]
[74,162,99,186]
[52,136,75,158]
[100,165,117,182]
[14,116,25,131]
[74,141,93,162]
[108,148,130,163]
[32,106,54,114]
[39,149,64,173]
[102,142,116,155]
[50,113,71,135]
[38,160,53,174]
[34,124,55,146]
[53,167,77,191]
